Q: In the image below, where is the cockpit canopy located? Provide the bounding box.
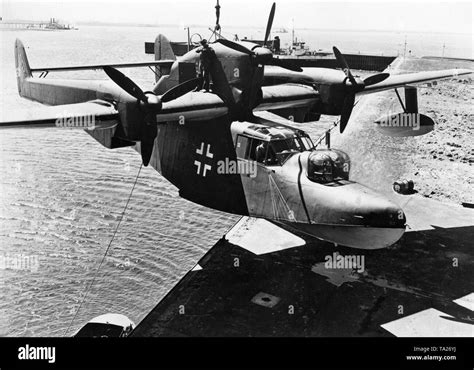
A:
[236,125,314,166]
[257,135,314,165]
[307,149,351,184]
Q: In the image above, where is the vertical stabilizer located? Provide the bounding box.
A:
[154,34,175,84]
[155,34,176,62]
[14,39,32,97]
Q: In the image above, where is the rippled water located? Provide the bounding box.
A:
[0,24,470,337]
[0,26,239,337]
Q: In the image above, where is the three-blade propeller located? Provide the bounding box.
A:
[215,39,303,73]
[103,66,151,104]
[211,2,303,116]
[332,46,390,133]
[103,66,200,166]
[215,3,302,73]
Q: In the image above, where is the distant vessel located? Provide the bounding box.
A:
[43,18,77,30]
[287,18,310,56]
[288,38,310,56]
[274,27,288,33]
[0,17,78,31]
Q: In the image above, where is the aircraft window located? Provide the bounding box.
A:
[300,136,314,150]
[236,136,269,163]
[236,134,314,166]
[248,138,267,162]
[236,135,250,159]
[254,140,270,163]
[268,138,302,165]
[293,138,303,151]
[308,152,334,183]
[307,150,350,184]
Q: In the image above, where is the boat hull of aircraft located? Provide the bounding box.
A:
[281,222,406,250]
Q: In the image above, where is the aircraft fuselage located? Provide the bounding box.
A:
[145,108,406,249]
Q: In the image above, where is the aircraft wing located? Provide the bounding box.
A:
[155,84,319,122]
[255,83,319,111]
[0,100,118,129]
[156,91,228,122]
[358,69,472,95]
[0,84,318,128]
[30,60,175,73]
[263,66,472,95]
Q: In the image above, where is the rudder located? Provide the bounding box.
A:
[14,39,32,97]
[155,34,176,62]
[153,34,175,84]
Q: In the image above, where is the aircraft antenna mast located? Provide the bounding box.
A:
[292,18,295,47]
[215,0,221,38]
[403,36,407,58]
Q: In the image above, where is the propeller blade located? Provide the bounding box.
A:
[263,2,276,47]
[103,66,148,103]
[247,65,265,109]
[332,46,358,86]
[140,122,157,166]
[206,46,237,107]
[216,39,252,55]
[270,58,303,72]
[161,77,203,103]
[363,72,390,86]
[340,93,355,133]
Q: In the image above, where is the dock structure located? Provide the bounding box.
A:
[131,195,473,337]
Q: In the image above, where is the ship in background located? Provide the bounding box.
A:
[145,24,396,72]
[0,17,78,31]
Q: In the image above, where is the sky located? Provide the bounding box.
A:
[0,0,472,34]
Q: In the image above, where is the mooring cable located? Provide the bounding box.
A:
[63,163,143,337]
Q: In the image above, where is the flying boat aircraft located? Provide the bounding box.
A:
[1,3,471,249]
